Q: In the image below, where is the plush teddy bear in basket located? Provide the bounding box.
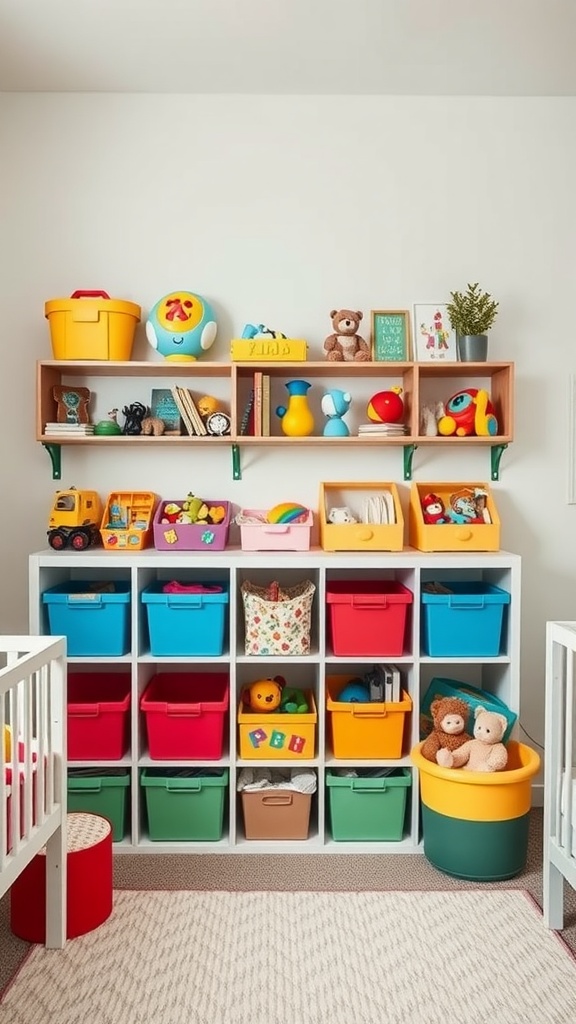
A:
[436,706,508,772]
[421,696,472,763]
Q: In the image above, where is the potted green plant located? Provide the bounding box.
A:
[446,282,499,361]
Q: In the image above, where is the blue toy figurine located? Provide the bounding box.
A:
[146,291,217,361]
[242,323,287,339]
[321,388,352,437]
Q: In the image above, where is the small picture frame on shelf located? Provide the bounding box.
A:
[413,304,457,362]
[371,310,411,362]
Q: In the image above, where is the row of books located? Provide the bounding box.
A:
[240,372,271,436]
[44,422,95,434]
[169,385,207,436]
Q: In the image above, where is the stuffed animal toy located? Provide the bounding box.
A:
[324,309,370,362]
[421,493,448,525]
[421,696,472,763]
[437,705,508,772]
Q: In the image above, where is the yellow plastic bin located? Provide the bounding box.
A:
[238,692,317,760]
[327,676,412,759]
[45,290,141,361]
[411,740,540,880]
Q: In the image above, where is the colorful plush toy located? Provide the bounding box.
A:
[160,495,227,527]
[437,388,498,437]
[421,696,472,763]
[246,678,284,712]
[324,309,370,362]
[421,493,448,525]
[437,705,508,772]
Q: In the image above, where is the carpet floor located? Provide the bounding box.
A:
[2,889,576,1024]
[0,809,575,1003]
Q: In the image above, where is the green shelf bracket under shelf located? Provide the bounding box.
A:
[42,443,61,480]
[232,444,241,480]
[490,443,508,481]
[403,444,417,481]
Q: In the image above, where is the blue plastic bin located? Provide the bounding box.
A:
[141,582,229,656]
[42,581,131,656]
[421,581,510,657]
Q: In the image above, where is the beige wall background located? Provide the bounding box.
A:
[0,92,574,757]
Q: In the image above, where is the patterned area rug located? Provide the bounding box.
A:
[1,889,575,1024]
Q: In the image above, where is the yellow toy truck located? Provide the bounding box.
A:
[47,487,103,551]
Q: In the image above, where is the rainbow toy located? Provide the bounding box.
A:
[266,502,308,524]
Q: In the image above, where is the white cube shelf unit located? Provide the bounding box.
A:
[29,546,521,854]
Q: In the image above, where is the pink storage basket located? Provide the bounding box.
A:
[153,500,231,551]
[239,509,313,551]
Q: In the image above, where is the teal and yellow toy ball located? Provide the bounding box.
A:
[266,503,308,524]
[145,290,217,361]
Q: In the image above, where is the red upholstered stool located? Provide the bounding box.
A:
[10,812,113,943]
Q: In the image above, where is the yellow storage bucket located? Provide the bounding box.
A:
[411,740,540,822]
[411,740,540,880]
[45,289,141,361]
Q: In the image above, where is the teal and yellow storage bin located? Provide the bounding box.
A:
[411,741,540,880]
[326,768,411,841]
[67,769,130,842]
[141,768,228,841]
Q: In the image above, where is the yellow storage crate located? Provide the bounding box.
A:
[230,338,307,361]
[238,691,317,760]
[45,289,141,361]
[327,675,412,759]
[100,491,158,551]
[319,481,404,551]
[409,481,500,552]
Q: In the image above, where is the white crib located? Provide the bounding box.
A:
[544,621,576,930]
[0,635,67,948]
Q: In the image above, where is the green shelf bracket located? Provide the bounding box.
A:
[403,444,417,481]
[42,443,61,480]
[232,443,241,480]
[490,443,508,481]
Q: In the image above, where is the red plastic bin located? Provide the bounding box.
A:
[326,580,413,657]
[68,672,131,761]
[140,672,229,760]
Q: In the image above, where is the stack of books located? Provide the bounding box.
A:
[170,386,207,436]
[45,422,95,435]
[357,422,408,437]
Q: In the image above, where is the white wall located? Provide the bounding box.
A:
[1,93,575,754]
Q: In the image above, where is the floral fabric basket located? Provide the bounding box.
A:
[241,579,316,656]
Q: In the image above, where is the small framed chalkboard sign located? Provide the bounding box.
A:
[371,309,411,362]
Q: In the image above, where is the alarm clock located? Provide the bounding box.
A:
[206,411,231,436]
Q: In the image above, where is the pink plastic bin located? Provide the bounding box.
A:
[239,509,313,551]
[153,500,231,551]
[140,672,229,760]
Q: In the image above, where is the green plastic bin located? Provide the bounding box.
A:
[67,769,130,842]
[141,768,228,841]
[326,768,411,841]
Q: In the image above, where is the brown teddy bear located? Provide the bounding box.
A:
[437,706,508,772]
[324,309,370,361]
[421,696,472,763]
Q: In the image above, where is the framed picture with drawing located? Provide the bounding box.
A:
[371,310,411,362]
[413,304,457,361]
